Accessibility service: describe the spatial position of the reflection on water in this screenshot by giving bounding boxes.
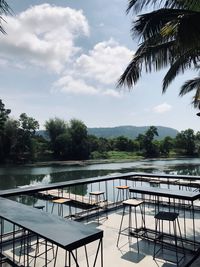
[0,158,200,190]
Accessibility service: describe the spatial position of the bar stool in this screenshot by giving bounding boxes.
[153,211,185,266]
[117,199,145,253]
[89,191,107,223]
[116,185,129,203]
[51,198,71,217]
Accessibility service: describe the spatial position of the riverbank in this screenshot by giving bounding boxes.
[23,156,189,168]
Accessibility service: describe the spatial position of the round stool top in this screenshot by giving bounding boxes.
[89,191,105,196]
[123,199,143,207]
[116,185,129,189]
[52,198,71,204]
[155,211,179,221]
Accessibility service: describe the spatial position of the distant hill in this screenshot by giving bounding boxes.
[37,126,179,140]
[87,126,179,140]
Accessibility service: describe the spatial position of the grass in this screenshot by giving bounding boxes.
[106,151,143,160]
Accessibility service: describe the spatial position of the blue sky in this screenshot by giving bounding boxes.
[1,0,200,132]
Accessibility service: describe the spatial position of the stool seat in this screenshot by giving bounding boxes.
[155,211,179,221]
[123,199,144,207]
[89,191,105,196]
[52,198,70,204]
[116,185,129,189]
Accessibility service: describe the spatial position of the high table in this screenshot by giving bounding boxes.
[0,197,103,267]
[129,187,200,252]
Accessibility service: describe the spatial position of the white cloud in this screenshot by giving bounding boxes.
[1,4,132,98]
[53,75,99,95]
[54,39,132,97]
[153,103,172,113]
[102,89,121,97]
[0,4,89,72]
[75,39,132,84]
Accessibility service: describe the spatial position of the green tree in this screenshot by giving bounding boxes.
[45,118,67,156]
[113,136,137,152]
[195,131,200,155]
[175,128,196,155]
[0,100,11,162]
[14,113,40,161]
[88,135,100,152]
[119,0,200,109]
[55,132,72,159]
[19,113,39,134]
[0,99,11,132]
[142,126,159,157]
[160,136,174,156]
[114,136,130,151]
[69,119,89,160]
[3,118,19,160]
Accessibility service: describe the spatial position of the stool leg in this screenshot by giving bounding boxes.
[177,218,185,253]
[134,206,139,253]
[173,220,179,266]
[103,193,108,219]
[153,218,158,259]
[116,189,119,206]
[139,204,145,229]
[117,205,125,247]
[51,203,55,214]
[128,206,132,245]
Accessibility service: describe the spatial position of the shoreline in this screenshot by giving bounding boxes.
[17,156,192,168]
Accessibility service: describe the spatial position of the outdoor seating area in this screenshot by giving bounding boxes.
[1,172,200,266]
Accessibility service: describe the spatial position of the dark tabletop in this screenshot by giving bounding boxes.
[0,197,103,250]
[129,187,200,201]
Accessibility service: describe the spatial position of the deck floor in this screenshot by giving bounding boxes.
[2,203,200,267]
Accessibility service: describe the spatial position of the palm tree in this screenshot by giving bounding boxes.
[0,0,12,34]
[118,0,200,109]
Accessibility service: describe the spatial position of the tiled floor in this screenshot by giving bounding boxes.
[2,203,200,267]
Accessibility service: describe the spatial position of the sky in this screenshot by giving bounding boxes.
[1,0,200,132]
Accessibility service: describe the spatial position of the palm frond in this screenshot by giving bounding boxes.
[179,77,200,96]
[132,8,200,45]
[192,87,200,109]
[175,12,200,47]
[163,48,200,91]
[127,0,200,14]
[0,0,12,15]
[118,40,176,88]
[118,56,142,88]
[0,1,12,34]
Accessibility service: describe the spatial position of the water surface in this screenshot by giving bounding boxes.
[0,158,200,190]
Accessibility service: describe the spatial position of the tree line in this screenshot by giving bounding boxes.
[0,100,199,164]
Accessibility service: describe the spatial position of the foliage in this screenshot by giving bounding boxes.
[159,136,174,156]
[88,125,178,140]
[119,0,200,109]
[0,99,200,163]
[45,118,89,160]
[175,128,196,155]
[106,151,141,160]
[0,99,11,132]
[45,118,67,156]
[138,126,159,157]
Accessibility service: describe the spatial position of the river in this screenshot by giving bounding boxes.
[0,158,200,190]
